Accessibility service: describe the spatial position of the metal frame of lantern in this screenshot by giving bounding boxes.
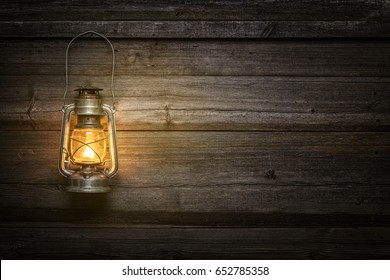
[58,31,118,193]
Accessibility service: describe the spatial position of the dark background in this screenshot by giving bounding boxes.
[0,0,389,259]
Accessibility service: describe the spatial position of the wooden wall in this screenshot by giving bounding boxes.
[0,0,390,259]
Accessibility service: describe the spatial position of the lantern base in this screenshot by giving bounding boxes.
[67,171,111,193]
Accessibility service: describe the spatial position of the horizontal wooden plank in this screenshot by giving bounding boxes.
[0,131,389,215]
[1,131,389,185]
[0,183,390,215]
[0,0,388,21]
[1,76,389,131]
[2,208,390,227]
[1,39,389,77]
[1,21,390,38]
[1,225,390,259]
[1,183,389,215]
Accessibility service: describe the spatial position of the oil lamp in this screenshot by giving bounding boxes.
[58,31,118,193]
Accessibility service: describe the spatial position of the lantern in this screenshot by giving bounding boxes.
[58,31,118,193]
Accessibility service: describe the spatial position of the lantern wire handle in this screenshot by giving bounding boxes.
[63,30,116,112]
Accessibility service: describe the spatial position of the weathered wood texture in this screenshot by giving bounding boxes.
[1,131,390,187]
[1,76,389,131]
[0,39,389,131]
[2,208,390,228]
[2,225,390,259]
[1,0,389,21]
[2,21,390,38]
[0,0,389,259]
[1,0,389,38]
[1,39,390,77]
[1,131,389,228]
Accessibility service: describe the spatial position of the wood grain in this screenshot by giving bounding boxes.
[1,0,389,260]
[1,76,389,131]
[1,225,390,259]
[2,208,390,227]
[0,0,388,21]
[0,131,388,215]
[1,183,389,215]
[1,39,389,77]
[1,21,389,38]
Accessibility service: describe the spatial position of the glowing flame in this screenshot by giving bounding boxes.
[83,146,95,159]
